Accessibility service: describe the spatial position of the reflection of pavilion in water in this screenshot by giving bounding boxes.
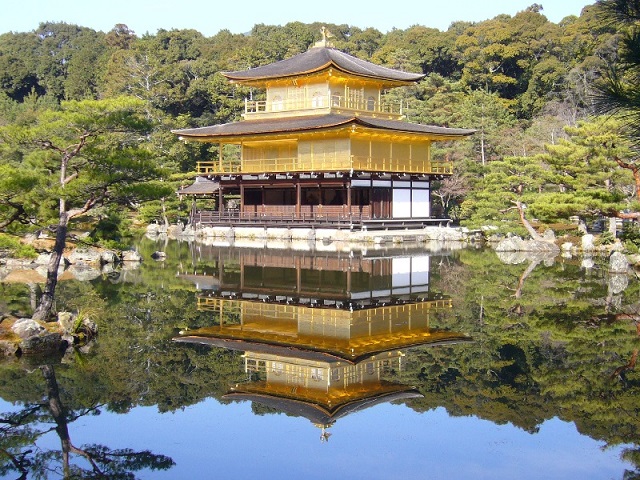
[175,249,470,439]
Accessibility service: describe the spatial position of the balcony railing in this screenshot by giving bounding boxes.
[244,94,404,117]
[196,155,453,175]
[190,209,453,229]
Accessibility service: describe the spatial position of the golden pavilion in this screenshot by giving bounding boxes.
[173,31,474,230]
[174,248,471,437]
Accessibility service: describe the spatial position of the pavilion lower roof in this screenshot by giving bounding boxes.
[173,328,471,363]
[177,177,219,195]
[172,113,476,141]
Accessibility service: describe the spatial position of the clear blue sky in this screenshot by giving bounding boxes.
[1,0,595,37]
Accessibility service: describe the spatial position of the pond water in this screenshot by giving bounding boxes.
[0,238,638,479]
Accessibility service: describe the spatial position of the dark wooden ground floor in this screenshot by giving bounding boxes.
[181,172,450,230]
[189,210,451,230]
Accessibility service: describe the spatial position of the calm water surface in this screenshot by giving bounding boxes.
[0,238,638,479]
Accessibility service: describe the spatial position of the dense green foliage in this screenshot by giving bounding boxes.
[0,232,37,258]
[2,3,640,235]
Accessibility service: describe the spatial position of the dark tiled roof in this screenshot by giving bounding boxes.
[222,47,425,84]
[177,177,219,195]
[174,336,348,363]
[359,116,476,137]
[172,114,476,140]
[222,389,423,425]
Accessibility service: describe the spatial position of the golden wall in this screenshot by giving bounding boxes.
[197,136,452,175]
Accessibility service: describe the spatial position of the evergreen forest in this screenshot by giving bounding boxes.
[3,2,640,244]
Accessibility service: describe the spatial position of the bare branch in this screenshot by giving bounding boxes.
[62,172,79,186]
[0,201,28,229]
[503,201,545,241]
[67,194,103,220]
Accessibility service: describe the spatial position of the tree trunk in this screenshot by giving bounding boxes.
[608,217,618,237]
[616,211,640,220]
[513,201,544,241]
[515,258,542,299]
[41,365,73,476]
[161,197,169,229]
[32,212,68,321]
[613,155,640,200]
[28,283,41,311]
[41,364,105,476]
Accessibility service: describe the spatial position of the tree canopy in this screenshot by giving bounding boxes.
[1,3,640,236]
[0,96,173,319]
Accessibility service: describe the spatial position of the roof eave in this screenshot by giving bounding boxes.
[222,62,424,86]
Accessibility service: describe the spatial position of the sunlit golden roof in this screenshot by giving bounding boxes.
[173,113,476,141]
[222,46,425,86]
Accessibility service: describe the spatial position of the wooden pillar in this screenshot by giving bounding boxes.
[346,181,352,219]
[369,177,375,219]
[296,181,301,218]
[240,183,244,218]
[219,143,223,172]
[240,252,245,290]
[261,186,265,215]
[218,186,224,216]
[217,250,223,289]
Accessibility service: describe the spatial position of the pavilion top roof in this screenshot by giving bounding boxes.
[222,389,423,426]
[222,46,425,85]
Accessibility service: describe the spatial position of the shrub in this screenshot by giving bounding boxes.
[620,222,640,248]
[0,233,38,259]
[88,210,132,249]
[624,240,639,254]
[596,231,615,245]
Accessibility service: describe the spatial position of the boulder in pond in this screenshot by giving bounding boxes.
[581,234,595,251]
[167,224,184,238]
[100,250,120,264]
[122,250,143,262]
[20,331,63,355]
[151,251,167,260]
[609,251,629,274]
[495,236,526,252]
[66,247,103,265]
[609,273,629,295]
[11,318,46,339]
[495,236,559,253]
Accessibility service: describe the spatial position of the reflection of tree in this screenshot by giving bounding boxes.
[0,365,174,479]
[5,242,639,475]
[425,248,640,475]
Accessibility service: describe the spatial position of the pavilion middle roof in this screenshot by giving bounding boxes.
[172,113,476,141]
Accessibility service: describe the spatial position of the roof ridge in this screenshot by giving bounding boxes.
[222,46,424,83]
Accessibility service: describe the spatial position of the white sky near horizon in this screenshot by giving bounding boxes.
[0,0,595,37]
